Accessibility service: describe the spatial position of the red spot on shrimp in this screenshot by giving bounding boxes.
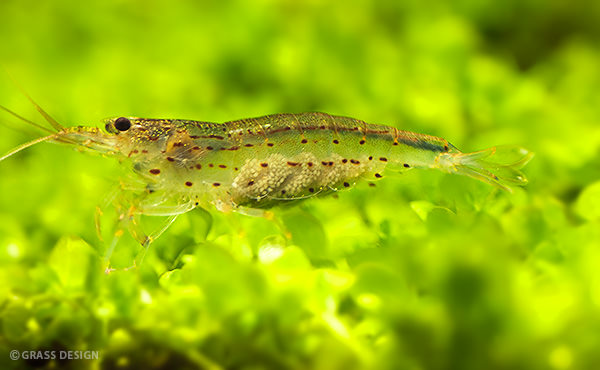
[149,169,161,175]
[267,143,274,147]
[301,139,308,144]
[350,159,360,164]
[260,163,268,168]
[309,187,315,193]
[166,157,175,162]
[185,181,193,187]
[192,146,200,150]
[359,139,365,145]
[333,139,339,144]
[247,180,255,186]
[307,162,314,167]
[287,161,299,167]
[196,164,202,170]
[206,146,214,150]
[368,156,373,161]
[245,144,254,147]
[219,164,227,169]
[375,173,382,178]
[342,159,348,164]
[379,157,388,162]
[403,163,410,168]
[213,182,221,187]
[343,182,350,187]
[209,163,214,168]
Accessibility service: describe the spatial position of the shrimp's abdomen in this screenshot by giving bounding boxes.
[220,113,449,207]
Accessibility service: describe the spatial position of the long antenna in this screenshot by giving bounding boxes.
[0,134,58,162]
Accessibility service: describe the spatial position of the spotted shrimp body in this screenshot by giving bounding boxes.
[115,112,531,211]
[1,102,532,261]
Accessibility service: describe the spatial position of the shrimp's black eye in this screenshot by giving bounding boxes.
[114,117,131,131]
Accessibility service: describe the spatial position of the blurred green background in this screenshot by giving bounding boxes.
[1,0,600,369]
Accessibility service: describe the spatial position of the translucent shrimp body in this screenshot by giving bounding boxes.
[98,112,532,210]
[1,107,532,259]
[2,111,533,210]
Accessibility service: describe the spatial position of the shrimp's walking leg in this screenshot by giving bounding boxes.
[129,213,180,268]
[102,205,181,271]
[101,204,154,271]
[102,201,137,272]
[104,194,192,271]
[95,185,121,243]
[94,182,137,271]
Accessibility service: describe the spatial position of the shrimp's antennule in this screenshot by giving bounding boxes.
[0,104,55,134]
[18,90,64,131]
[2,69,64,131]
[0,73,70,161]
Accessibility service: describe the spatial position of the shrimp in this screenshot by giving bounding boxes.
[1,99,533,266]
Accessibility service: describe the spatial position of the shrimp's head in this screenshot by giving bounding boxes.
[102,116,175,157]
[0,101,175,161]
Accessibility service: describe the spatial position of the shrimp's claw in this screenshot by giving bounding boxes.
[437,145,534,192]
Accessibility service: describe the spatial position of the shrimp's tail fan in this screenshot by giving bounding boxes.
[440,145,534,192]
